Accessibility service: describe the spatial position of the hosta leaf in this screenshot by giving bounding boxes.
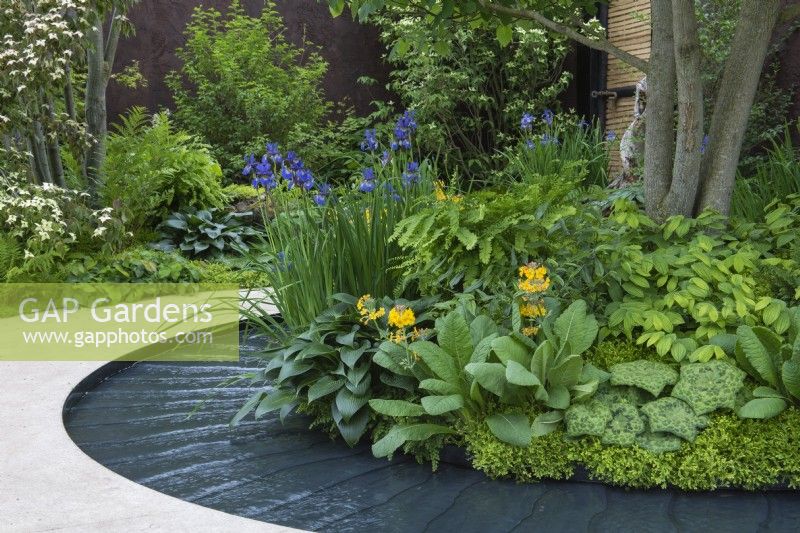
[368,399,426,417]
[486,413,533,447]
[230,391,264,426]
[505,360,541,387]
[335,388,368,421]
[372,424,456,458]
[307,376,344,402]
[255,390,295,419]
[421,394,464,415]
[738,397,787,419]
[337,408,370,447]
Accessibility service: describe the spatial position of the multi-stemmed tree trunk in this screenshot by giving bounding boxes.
[84,7,126,198]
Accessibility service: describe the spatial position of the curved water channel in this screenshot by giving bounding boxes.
[64,334,800,532]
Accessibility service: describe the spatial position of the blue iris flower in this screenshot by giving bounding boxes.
[360,129,379,152]
[542,109,554,126]
[526,139,536,150]
[318,182,332,196]
[362,167,376,181]
[313,194,326,206]
[520,112,534,131]
[359,180,376,193]
[242,154,256,176]
[381,150,391,167]
[392,110,417,150]
[606,130,617,142]
[402,161,420,186]
[578,119,590,129]
[281,165,293,181]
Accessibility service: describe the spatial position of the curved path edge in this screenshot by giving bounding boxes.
[0,358,303,532]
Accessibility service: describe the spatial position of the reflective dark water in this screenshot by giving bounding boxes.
[64,336,800,532]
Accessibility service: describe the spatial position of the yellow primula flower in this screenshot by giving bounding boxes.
[520,301,547,318]
[522,325,540,337]
[388,305,416,328]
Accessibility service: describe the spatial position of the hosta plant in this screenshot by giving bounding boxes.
[153,208,258,258]
[233,294,436,446]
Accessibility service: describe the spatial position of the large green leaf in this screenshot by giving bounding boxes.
[419,378,459,395]
[471,334,498,364]
[411,340,460,384]
[610,360,679,397]
[307,376,344,403]
[532,410,563,436]
[372,424,457,458]
[437,311,474,367]
[505,360,541,387]
[530,339,555,381]
[368,399,426,417]
[469,315,498,347]
[465,362,506,397]
[230,390,264,426]
[548,355,584,388]
[492,336,531,366]
[553,300,598,355]
[738,397,787,419]
[421,394,464,415]
[783,360,800,400]
[335,388,369,421]
[736,326,781,386]
[255,390,295,419]
[337,408,370,447]
[486,413,533,447]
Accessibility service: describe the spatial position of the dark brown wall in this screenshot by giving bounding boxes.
[108,0,392,122]
[775,0,800,144]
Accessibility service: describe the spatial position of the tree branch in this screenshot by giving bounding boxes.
[479,1,649,73]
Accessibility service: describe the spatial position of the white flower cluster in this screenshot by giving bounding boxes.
[0,0,91,127]
[0,182,119,261]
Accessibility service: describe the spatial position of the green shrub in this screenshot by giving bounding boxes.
[222,184,261,203]
[64,247,201,283]
[378,12,571,180]
[392,176,579,294]
[192,260,269,288]
[166,0,328,178]
[589,339,660,369]
[102,108,226,238]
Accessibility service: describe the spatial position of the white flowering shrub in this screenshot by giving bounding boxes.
[0,183,126,279]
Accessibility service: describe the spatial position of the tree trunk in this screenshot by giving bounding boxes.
[660,0,704,217]
[45,96,66,188]
[83,13,108,198]
[697,0,782,214]
[643,0,676,221]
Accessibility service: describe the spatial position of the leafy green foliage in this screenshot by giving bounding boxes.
[670,361,745,415]
[640,398,709,442]
[0,233,21,280]
[102,108,226,238]
[153,209,258,258]
[377,9,571,179]
[609,360,678,397]
[64,247,201,283]
[166,1,328,178]
[392,179,578,292]
[735,318,800,418]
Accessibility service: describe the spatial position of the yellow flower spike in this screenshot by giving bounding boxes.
[388,305,416,328]
[522,325,540,337]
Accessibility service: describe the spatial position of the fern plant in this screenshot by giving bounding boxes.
[101,107,226,238]
[0,233,21,280]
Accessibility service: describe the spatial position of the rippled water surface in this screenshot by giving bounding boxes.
[64,336,800,532]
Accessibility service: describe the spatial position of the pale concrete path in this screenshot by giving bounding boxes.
[0,289,300,532]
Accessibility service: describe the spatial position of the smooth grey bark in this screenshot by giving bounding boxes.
[644,0,676,221]
[662,0,703,217]
[83,13,108,196]
[697,0,782,214]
